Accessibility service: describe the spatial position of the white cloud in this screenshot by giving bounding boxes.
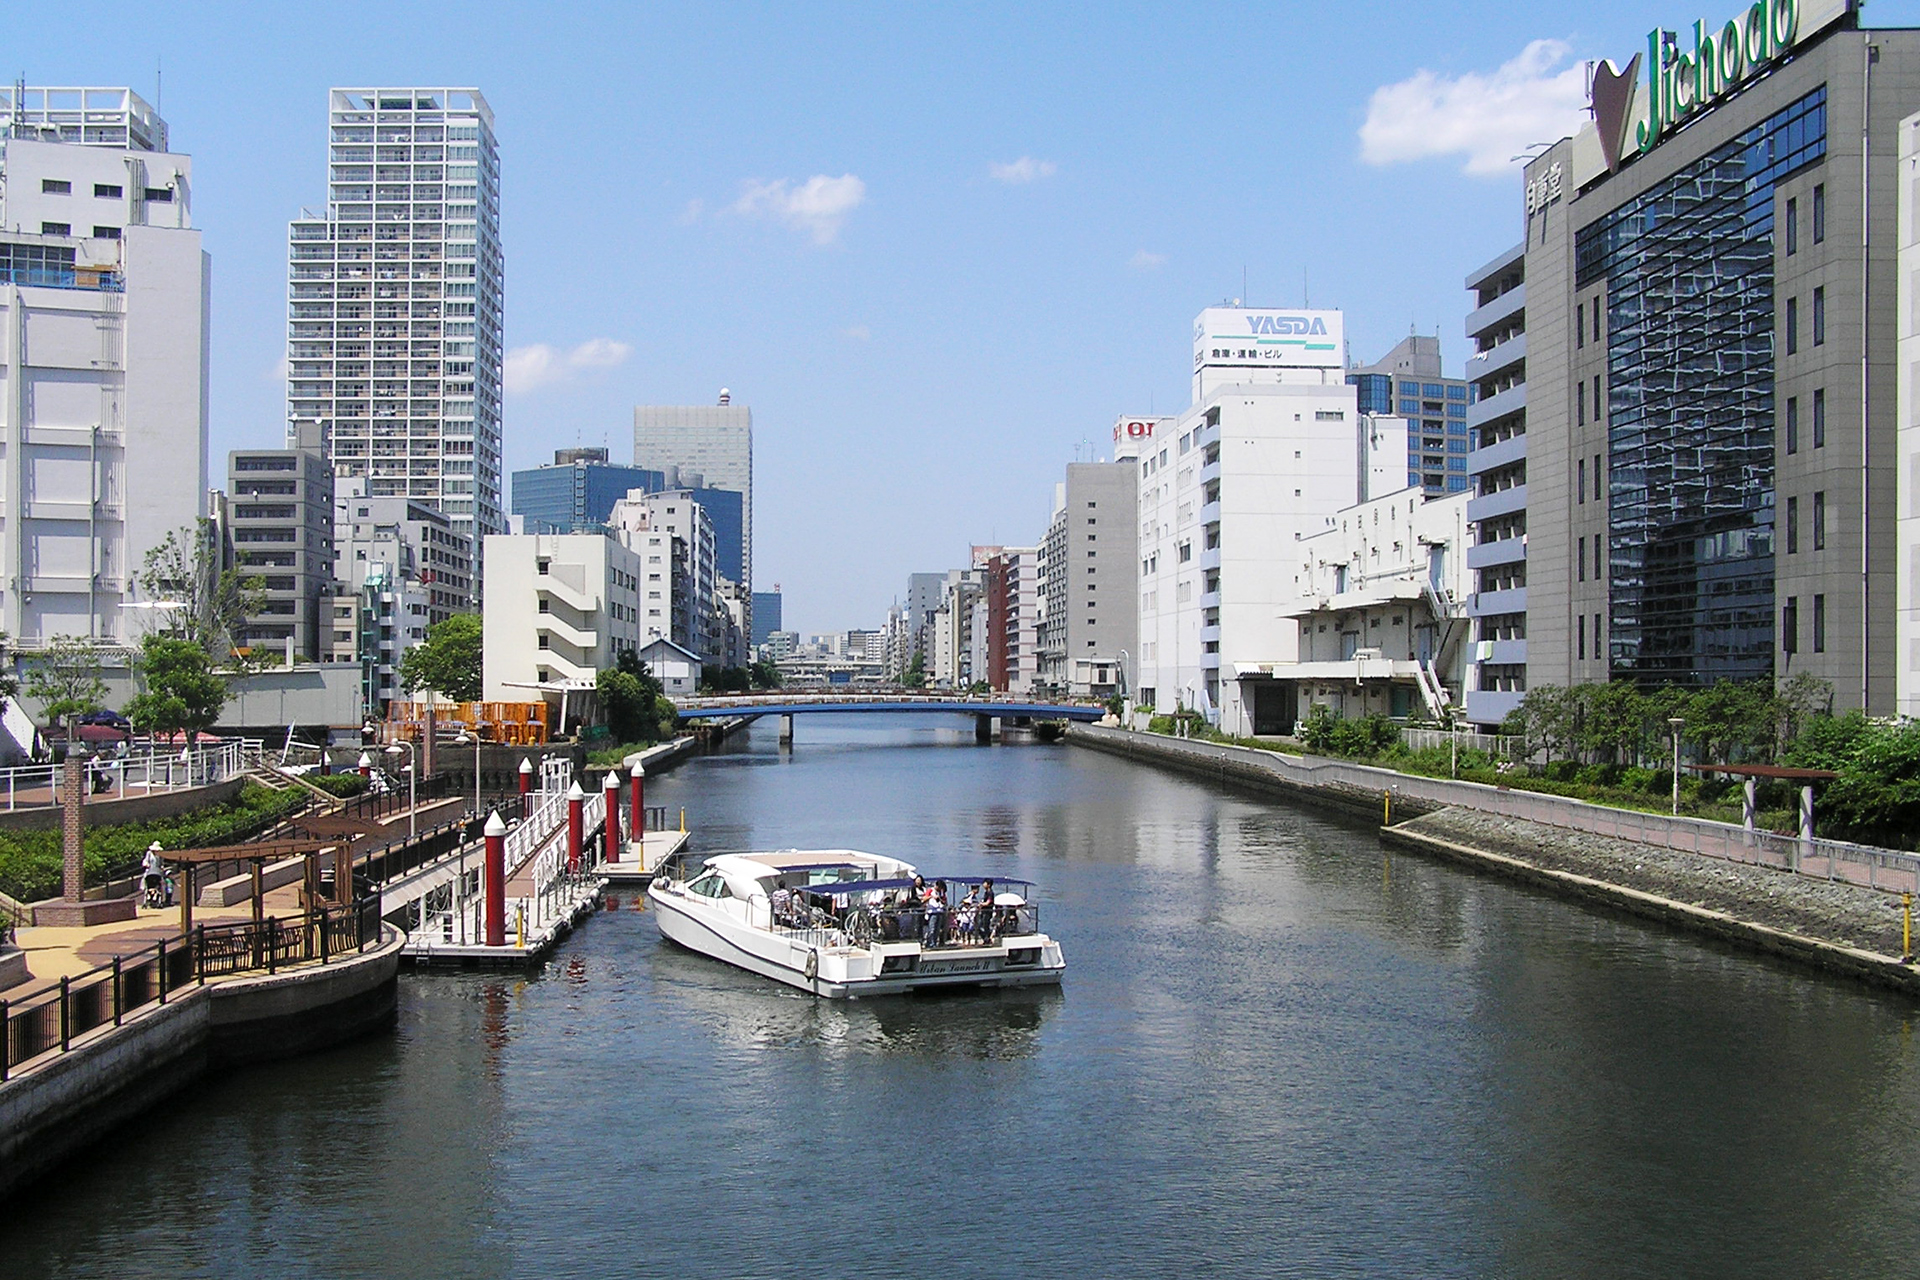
[1359,39,1590,177]
[732,173,867,244]
[1128,250,1166,271]
[843,324,871,341]
[265,354,289,383]
[990,156,1057,184]
[680,197,705,224]
[504,338,634,395]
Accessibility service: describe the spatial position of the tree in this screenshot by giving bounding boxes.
[399,614,483,702]
[597,667,654,744]
[1680,679,1774,764]
[749,659,781,689]
[24,635,107,726]
[137,520,264,661]
[1577,681,1653,765]
[0,633,20,721]
[124,635,229,745]
[1503,685,1577,763]
[701,665,752,694]
[902,652,926,688]
[1773,672,1833,754]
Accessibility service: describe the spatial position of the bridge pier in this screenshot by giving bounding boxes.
[779,714,794,746]
[975,715,993,745]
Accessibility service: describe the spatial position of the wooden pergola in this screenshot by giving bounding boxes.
[159,839,347,935]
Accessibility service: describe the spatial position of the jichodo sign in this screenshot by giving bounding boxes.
[1589,0,1852,170]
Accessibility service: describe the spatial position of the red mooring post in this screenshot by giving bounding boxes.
[483,811,507,947]
[517,757,534,820]
[629,762,646,840]
[566,782,585,874]
[357,751,372,781]
[603,769,622,862]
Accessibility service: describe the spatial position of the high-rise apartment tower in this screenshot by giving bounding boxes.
[286,88,504,596]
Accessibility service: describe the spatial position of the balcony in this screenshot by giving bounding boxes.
[1473,638,1528,666]
[1466,536,1527,570]
[1467,586,1528,617]
[1466,430,1528,475]
[1464,281,1525,341]
[1465,382,1526,429]
[1465,688,1526,728]
[1466,483,1527,523]
[1464,331,1525,385]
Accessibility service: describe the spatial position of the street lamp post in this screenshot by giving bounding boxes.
[454,731,482,943]
[1668,716,1686,816]
[385,741,418,841]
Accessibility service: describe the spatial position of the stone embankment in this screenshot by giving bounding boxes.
[1386,810,1920,993]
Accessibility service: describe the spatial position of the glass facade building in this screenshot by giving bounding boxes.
[1575,88,1828,687]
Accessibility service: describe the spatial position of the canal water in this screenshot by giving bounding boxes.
[9,716,1920,1278]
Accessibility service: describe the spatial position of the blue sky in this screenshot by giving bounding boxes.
[21,0,1920,632]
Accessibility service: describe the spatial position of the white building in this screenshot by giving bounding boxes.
[287,87,504,575]
[1249,486,1470,728]
[1136,308,1366,730]
[1038,445,1142,698]
[1899,113,1920,718]
[482,532,644,713]
[608,488,722,662]
[0,86,208,647]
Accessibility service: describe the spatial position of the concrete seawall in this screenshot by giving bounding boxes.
[0,926,404,1200]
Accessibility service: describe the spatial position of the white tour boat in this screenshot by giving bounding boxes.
[646,849,1066,997]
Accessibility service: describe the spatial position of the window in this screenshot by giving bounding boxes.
[1785,196,1798,254]
[1579,616,1587,660]
[1812,183,1826,243]
[1813,594,1827,653]
[1594,613,1603,657]
[41,179,70,194]
[1593,298,1603,342]
[92,226,120,240]
[1578,536,1587,581]
[94,183,123,199]
[1786,297,1798,354]
[1813,491,1826,550]
[1577,304,1585,348]
[1593,454,1603,503]
[1783,597,1799,654]
[1786,496,1798,553]
[1577,382,1586,426]
[40,222,71,236]
[1812,286,1825,346]
[143,187,172,202]
[1813,388,1826,447]
[1786,396,1798,454]
[1593,376,1603,421]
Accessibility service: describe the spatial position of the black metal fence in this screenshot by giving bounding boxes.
[0,895,383,1081]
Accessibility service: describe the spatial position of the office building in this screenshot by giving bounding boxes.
[481,531,644,714]
[512,447,663,533]
[1138,308,1368,731]
[634,391,752,635]
[286,87,504,579]
[1520,8,1909,713]
[228,424,335,661]
[1039,456,1139,699]
[1901,113,1920,718]
[1346,335,1473,496]
[0,85,208,646]
[1461,244,1529,729]
[751,590,782,648]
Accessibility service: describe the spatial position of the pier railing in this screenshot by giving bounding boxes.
[0,896,383,1081]
[0,740,244,811]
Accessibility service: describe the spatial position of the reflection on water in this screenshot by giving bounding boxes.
[7,714,1920,1280]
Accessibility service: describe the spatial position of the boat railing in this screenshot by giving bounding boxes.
[765,892,1041,950]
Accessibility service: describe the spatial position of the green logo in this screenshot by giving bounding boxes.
[1635,0,1800,154]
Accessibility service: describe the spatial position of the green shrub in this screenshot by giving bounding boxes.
[0,781,308,903]
[306,772,369,797]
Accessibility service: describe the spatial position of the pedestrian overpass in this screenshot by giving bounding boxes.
[673,694,1106,743]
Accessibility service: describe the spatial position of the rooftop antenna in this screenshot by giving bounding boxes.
[1303,268,1309,309]
[156,57,162,116]
[1242,264,1247,305]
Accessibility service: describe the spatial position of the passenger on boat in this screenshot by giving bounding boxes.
[921,882,947,948]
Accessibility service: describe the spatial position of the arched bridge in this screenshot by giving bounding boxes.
[674,693,1106,742]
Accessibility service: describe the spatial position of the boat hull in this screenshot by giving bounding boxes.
[648,884,1064,998]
